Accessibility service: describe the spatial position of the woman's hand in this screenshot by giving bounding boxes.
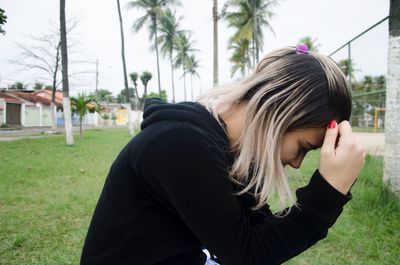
[319,120,365,195]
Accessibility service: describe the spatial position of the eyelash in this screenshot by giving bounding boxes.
[296,145,306,158]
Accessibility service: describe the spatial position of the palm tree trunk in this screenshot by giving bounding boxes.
[170,51,176,103]
[134,84,140,100]
[213,0,219,87]
[190,74,193,101]
[60,0,74,145]
[153,17,162,95]
[183,64,187,101]
[252,37,256,68]
[144,84,148,98]
[255,23,260,62]
[251,0,257,65]
[79,118,83,140]
[384,0,400,196]
[247,50,251,74]
[117,0,134,136]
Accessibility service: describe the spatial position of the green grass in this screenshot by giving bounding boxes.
[0,129,399,264]
[285,151,400,265]
[0,128,132,264]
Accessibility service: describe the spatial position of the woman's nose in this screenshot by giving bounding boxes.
[289,156,304,169]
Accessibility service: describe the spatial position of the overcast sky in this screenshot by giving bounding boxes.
[0,0,390,102]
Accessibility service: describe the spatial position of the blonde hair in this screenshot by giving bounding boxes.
[196,47,351,211]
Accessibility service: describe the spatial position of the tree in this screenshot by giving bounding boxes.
[33,82,44,90]
[45,85,54,91]
[338,58,356,83]
[117,0,134,136]
[158,8,184,103]
[60,0,74,145]
[12,18,78,129]
[91,88,114,102]
[0,8,6,36]
[229,38,251,78]
[14,36,60,129]
[122,71,155,108]
[185,54,201,101]
[127,0,181,96]
[174,32,196,101]
[140,71,152,97]
[351,75,387,121]
[213,0,219,86]
[117,87,135,103]
[384,0,400,196]
[224,0,277,67]
[71,93,96,139]
[10,82,26,90]
[212,0,234,86]
[129,72,139,99]
[362,75,374,92]
[148,90,168,102]
[298,36,321,52]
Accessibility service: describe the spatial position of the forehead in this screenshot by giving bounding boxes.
[287,127,326,147]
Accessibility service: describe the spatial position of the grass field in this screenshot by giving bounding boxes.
[0,128,399,264]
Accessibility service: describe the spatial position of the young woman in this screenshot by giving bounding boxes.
[81,46,365,265]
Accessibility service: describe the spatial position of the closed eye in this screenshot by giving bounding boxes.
[296,144,306,159]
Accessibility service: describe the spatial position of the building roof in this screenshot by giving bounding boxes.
[12,91,53,106]
[0,90,63,108]
[0,91,23,104]
[33,90,63,105]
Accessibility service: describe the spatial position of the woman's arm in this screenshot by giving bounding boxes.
[137,125,353,265]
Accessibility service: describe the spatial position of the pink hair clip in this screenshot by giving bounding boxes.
[295,43,309,55]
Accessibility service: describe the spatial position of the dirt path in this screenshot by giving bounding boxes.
[354,132,384,156]
[0,128,386,156]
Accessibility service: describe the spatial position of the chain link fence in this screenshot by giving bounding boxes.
[329,16,388,132]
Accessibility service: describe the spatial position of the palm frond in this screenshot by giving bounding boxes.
[132,14,149,32]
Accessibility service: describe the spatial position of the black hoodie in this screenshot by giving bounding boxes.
[81,98,351,265]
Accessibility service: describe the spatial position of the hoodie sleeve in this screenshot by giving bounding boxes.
[138,125,351,265]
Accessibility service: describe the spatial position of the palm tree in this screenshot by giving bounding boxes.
[338,58,356,83]
[174,32,196,101]
[384,0,400,196]
[0,8,7,36]
[158,8,184,103]
[374,75,386,89]
[60,0,74,145]
[213,0,219,86]
[94,88,113,102]
[185,54,201,101]
[298,36,321,52]
[117,0,134,136]
[224,0,277,67]
[363,75,373,92]
[229,38,251,77]
[129,72,140,100]
[127,0,181,96]
[140,71,153,97]
[71,93,96,139]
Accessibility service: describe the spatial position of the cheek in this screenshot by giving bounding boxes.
[280,137,298,162]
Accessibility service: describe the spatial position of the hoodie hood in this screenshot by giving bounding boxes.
[141,98,229,148]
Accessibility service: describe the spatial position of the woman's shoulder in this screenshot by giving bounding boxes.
[140,120,224,154]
